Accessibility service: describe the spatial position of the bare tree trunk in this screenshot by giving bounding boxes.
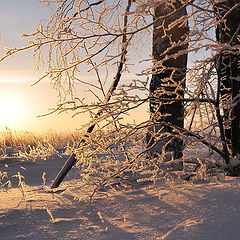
[214,0,240,156]
[147,1,188,159]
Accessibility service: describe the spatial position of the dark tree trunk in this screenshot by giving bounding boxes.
[214,0,240,156]
[147,1,188,159]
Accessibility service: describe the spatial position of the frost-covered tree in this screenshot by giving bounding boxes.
[214,0,240,157]
[147,0,188,160]
[1,0,240,188]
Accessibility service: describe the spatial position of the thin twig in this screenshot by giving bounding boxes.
[51,0,133,189]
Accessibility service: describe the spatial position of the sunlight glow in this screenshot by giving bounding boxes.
[0,97,21,128]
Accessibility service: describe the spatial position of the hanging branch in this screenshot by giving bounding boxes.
[51,0,133,189]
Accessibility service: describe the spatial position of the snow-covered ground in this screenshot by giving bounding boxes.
[1,152,240,240]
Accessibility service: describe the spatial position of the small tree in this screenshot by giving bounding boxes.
[1,0,240,189]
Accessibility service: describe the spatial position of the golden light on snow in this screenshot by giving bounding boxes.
[0,96,22,128]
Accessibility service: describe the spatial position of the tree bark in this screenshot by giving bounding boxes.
[214,0,240,156]
[147,1,188,159]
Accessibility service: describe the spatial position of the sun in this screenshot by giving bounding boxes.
[0,97,21,128]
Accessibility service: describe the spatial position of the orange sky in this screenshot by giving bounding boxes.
[0,0,149,133]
